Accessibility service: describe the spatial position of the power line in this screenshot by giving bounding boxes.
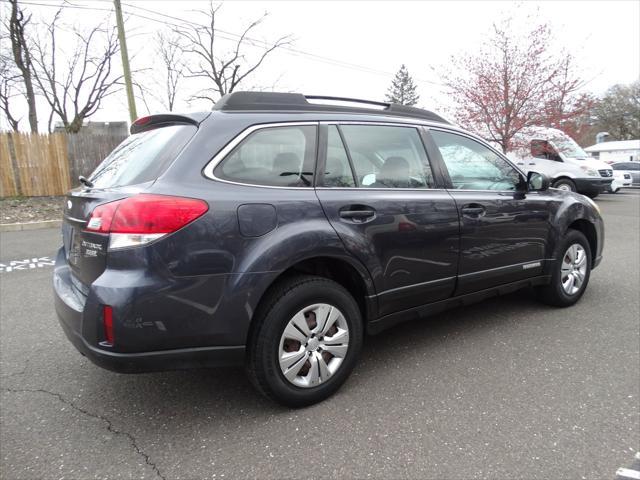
[119,2,407,78]
[119,2,442,85]
[6,0,443,86]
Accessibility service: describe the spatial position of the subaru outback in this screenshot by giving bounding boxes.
[54,92,604,406]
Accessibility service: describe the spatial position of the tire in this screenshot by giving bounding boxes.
[585,191,599,199]
[535,229,592,307]
[612,187,620,194]
[552,178,576,192]
[246,274,363,407]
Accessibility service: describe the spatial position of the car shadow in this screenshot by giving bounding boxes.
[77,288,547,423]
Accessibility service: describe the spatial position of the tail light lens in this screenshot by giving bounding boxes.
[85,194,208,249]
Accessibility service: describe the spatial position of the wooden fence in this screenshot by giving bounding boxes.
[0,131,126,197]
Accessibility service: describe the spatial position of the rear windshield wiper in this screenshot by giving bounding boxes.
[79,175,94,188]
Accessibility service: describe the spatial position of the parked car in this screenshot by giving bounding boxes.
[54,92,605,406]
[508,127,613,198]
[611,161,640,187]
[607,169,633,193]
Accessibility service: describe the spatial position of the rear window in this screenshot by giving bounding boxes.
[88,125,196,188]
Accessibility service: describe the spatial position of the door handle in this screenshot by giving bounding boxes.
[339,206,376,223]
[339,209,376,219]
[461,204,486,217]
[528,162,536,165]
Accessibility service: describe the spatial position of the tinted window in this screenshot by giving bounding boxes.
[339,125,435,188]
[431,130,522,190]
[215,125,316,187]
[614,162,639,171]
[89,125,196,188]
[531,140,561,162]
[323,126,355,187]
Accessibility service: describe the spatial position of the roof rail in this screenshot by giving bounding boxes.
[212,92,449,124]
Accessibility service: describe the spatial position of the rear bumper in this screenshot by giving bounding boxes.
[56,312,245,373]
[573,177,612,195]
[53,248,246,373]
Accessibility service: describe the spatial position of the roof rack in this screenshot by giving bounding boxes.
[212,92,449,124]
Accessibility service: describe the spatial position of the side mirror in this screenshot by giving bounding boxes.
[527,171,550,191]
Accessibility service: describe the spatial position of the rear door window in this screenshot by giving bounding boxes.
[89,125,196,188]
[338,125,435,188]
[215,125,317,187]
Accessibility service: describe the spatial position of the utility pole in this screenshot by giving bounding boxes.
[113,0,137,123]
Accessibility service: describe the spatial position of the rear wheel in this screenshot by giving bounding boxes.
[246,275,363,407]
[552,178,576,192]
[585,191,600,199]
[536,229,591,307]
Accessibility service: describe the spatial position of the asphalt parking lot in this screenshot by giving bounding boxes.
[1,191,639,480]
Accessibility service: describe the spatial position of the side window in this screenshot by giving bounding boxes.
[431,130,522,191]
[214,125,316,187]
[323,126,355,187]
[339,125,435,188]
[531,140,561,161]
[616,162,639,171]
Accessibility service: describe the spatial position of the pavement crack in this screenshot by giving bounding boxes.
[3,387,166,480]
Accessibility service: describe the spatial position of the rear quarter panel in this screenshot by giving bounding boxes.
[115,113,377,347]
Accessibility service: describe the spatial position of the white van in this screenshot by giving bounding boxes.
[508,127,613,198]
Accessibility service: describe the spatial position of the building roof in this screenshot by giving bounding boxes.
[584,140,640,152]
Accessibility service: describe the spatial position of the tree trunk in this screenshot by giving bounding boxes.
[24,73,37,133]
[9,0,38,133]
[66,117,83,134]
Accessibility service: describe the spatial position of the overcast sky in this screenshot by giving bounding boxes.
[3,0,640,129]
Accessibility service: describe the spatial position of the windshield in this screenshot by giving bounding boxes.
[551,136,588,159]
[89,125,196,188]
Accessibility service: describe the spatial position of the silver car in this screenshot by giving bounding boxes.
[612,162,640,187]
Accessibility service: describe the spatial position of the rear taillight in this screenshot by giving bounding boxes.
[85,194,208,249]
[103,305,114,345]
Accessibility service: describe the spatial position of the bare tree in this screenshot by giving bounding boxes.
[31,10,123,133]
[440,18,587,152]
[0,56,21,131]
[593,81,640,140]
[173,2,291,105]
[0,29,21,131]
[155,32,185,111]
[8,0,38,132]
[134,32,186,112]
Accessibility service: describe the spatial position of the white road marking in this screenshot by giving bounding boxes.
[617,468,640,480]
[0,257,55,273]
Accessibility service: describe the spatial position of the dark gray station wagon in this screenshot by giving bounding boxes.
[54,92,604,406]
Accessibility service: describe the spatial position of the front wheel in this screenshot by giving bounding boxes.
[535,229,592,307]
[552,178,576,192]
[246,275,363,407]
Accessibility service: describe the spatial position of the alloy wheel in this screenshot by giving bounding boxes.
[278,303,350,388]
[561,243,588,295]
